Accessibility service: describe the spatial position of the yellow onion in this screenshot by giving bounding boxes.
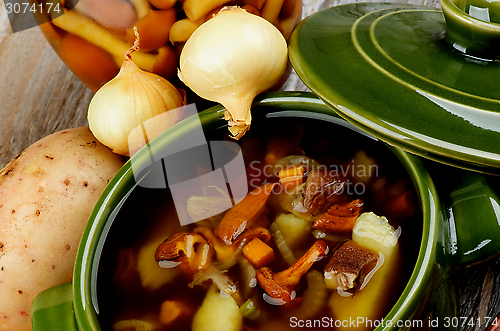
[88,29,185,156]
[178,6,288,139]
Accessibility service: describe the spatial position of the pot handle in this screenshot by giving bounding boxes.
[421,166,500,328]
[31,281,79,331]
[433,166,500,268]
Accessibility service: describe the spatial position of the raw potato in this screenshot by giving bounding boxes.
[0,127,125,331]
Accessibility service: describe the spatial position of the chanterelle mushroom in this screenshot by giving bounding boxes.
[215,183,276,245]
[155,232,214,276]
[256,240,328,305]
[312,199,364,233]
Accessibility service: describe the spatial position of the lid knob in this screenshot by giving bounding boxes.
[441,0,500,59]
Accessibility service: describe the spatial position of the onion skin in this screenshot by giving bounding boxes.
[178,6,288,139]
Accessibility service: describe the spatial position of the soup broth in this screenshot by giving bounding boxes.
[96,116,422,331]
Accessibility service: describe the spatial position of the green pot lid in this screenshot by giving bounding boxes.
[289,2,500,175]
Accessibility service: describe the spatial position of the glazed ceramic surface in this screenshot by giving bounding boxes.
[441,0,500,58]
[32,92,443,331]
[289,3,500,175]
[427,163,500,268]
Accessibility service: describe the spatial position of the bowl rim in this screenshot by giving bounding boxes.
[72,91,442,331]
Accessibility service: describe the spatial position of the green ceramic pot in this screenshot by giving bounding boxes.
[31,92,500,331]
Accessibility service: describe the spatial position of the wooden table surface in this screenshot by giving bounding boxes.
[1,0,499,330]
